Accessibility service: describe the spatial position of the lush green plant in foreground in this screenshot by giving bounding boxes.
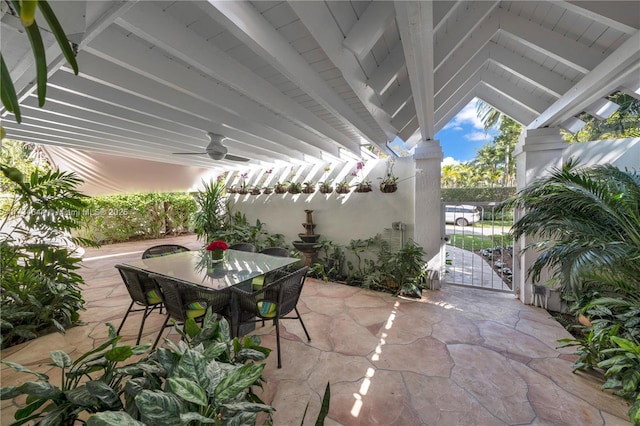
[1,313,331,425]
[506,161,640,424]
[0,166,97,348]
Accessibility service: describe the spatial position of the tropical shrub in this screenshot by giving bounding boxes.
[78,192,197,243]
[505,160,640,423]
[193,178,227,243]
[0,166,97,348]
[1,314,273,425]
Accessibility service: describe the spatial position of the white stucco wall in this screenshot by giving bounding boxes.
[563,137,639,169]
[228,158,416,248]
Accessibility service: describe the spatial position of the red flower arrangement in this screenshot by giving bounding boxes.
[206,240,228,251]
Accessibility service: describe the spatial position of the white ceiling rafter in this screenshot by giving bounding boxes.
[117,2,356,155]
[203,1,377,153]
[367,43,404,95]
[395,1,436,140]
[529,30,640,129]
[342,1,395,58]
[84,28,330,159]
[433,1,499,68]
[288,2,397,148]
[1,0,636,172]
[560,1,639,35]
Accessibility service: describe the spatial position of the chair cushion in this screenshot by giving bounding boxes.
[146,289,162,305]
[185,301,207,319]
[252,275,265,290]
[258,301,277,318]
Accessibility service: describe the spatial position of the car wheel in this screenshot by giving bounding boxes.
[455,217,469,226]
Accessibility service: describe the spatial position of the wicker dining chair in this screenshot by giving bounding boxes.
[253,247,291,289]
[115,264,164,345]
[228,242,257,253]
[149,274,232,349]
[141,244,190,259]
[259,247,290,257]
[231,266,310,368]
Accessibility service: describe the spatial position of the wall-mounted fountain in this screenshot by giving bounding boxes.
[292,210,321,266]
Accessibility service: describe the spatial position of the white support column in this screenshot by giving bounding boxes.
[413,139,444,274]
[513,127,568,305]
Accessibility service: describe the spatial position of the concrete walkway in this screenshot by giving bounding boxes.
[0,235,631,425]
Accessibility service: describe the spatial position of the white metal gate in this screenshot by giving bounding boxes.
[441,202,515,293]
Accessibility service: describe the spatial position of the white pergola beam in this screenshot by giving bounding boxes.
[486,43,573,98]
[435,72,483,131]
[86,28,335,158]
[395,1,436,140]
[367,43,405,94]
[561,1,639,35]
[482,71,552,116]
[382,83,413,117]
[391,102,417,132]
[343,2,395,58]
[435,48,489,109]
[529,31,640,129]
[289,1,397,146]
[433,1,499,67]
[6,1,137,115]
[205,0,376,152]
[476,83,538,126]
[47,70,308,161]
[499,14,605,74]
[583,98,620,120]
[118,2,356,152]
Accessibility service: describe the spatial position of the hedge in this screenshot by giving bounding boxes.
[441,187,516,203]
[76,192,197,243]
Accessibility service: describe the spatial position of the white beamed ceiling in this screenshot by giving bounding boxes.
[1,0,639,169]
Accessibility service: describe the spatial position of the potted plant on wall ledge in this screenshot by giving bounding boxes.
[319,181,333,194]
[351,161,371,193]
[288,181,302,194]
[274,181,288,194]
[335,180,351,194]
[302,181,315,193]
[355,179,372,193]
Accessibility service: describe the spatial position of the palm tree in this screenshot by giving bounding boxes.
[505,160,640,301]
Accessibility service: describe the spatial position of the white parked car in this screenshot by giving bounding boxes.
[445,205,481,226]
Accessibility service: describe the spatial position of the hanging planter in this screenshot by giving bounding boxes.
[262,187,273,195]
[335,182,351,194]
[249,187,261,195]
[379,181,398,193]
[288,182,302,194]
[274,183,288,194]
[302,182,315,193]
[354,182,372,193]
[319,182,333,194]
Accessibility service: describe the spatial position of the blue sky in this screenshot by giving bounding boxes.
[386,98,498,164]
[435,99,497,164]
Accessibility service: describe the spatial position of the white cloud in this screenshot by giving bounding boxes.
[465,131,493,142]
[441,156,459,166]
[442,99,485,131]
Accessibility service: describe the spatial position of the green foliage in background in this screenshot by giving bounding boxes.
[78,193,197,244]
[564,93,640,143]
[441,186,516,203]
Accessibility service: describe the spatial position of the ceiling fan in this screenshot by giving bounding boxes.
[173,132,250,162]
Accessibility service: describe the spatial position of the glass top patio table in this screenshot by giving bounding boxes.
[123,249,298,290]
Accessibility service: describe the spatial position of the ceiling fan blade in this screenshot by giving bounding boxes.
[225,154,251,162]
[172,152,207,155]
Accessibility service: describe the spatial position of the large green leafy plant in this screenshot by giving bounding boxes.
[193,179,227,243]
[505,161,640,424]
[0,166,97,348]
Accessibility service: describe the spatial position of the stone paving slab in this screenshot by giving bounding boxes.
[0,235,632,425]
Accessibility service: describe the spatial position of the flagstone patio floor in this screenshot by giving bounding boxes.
[1,235,631,425]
